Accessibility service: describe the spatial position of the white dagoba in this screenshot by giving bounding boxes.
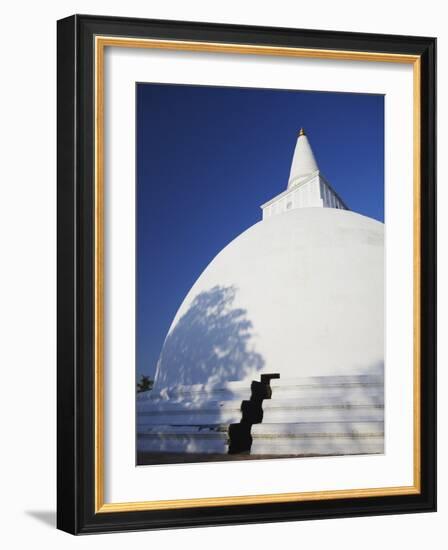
[137,129,384,458]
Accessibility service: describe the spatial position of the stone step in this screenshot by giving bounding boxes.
[251,421,384,455]
[138,398,243,413]
[137,425,229,454]
[263,394,383,409]
[138,384,383,413]
[270,374,384,389]
[270,385,383,401]
[138,413,241,426]
[138,380,252,402]
[261,402,384,423]
[250,436,384,456]
[138,374,384,403]
[252,421,384,436]
[262,410,383,423]
[138,405,384,426]
[138,398,243,425]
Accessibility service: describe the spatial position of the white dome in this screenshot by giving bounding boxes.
[154,208,384,391]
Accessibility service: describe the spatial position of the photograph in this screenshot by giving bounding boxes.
[0,0,442,543]
[54,12,436,535]
[135,83,385,466]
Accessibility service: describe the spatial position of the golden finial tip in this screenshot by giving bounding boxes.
[299,127,306,137]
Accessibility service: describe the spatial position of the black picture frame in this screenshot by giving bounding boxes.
[57,14,436,535]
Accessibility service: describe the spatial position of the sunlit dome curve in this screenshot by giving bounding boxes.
[154,207,384,392]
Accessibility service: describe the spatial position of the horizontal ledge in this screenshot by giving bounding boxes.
[97,485,420,513]
[96,36,420,64]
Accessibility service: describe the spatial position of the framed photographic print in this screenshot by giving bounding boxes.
[57,14,436,534]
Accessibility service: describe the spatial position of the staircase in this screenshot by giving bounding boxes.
[137,373,384,457]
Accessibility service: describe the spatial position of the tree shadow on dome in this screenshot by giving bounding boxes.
[155,285,264,390]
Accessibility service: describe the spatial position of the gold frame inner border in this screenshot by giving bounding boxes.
[94,35,421,514]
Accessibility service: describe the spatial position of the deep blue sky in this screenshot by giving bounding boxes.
[136,83,384,379]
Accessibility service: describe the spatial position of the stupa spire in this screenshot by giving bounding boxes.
[260,129,348,219]
[288,128,319,188]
